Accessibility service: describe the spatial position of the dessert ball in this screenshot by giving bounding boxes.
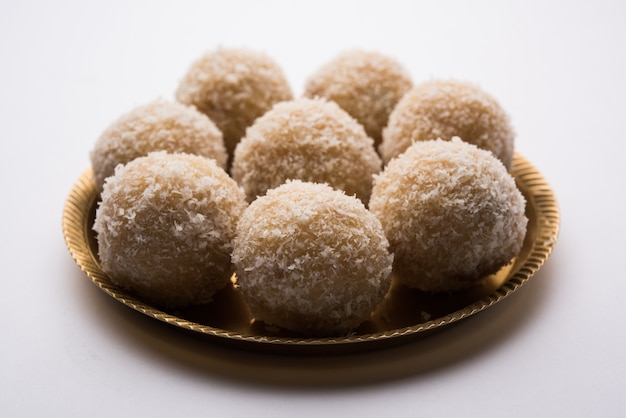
[369,138,527,292]
[379,80,515,169]
[90,100,227,192]
[232,180,393,336]
[175,48,293,159]
[304,50,412,147]
[231,97,382,203]
[93,152,247,309]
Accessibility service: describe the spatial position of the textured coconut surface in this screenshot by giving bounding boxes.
[232,180,393,336]
[175,47,293,158]
[304,49,412,147]
[231,97,382,203]
[370,138,527,292]
[379,80,515,168]
[93,151,247,309]
[90,100,227,191]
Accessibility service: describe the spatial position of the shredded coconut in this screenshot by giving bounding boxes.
[232,180,393,336]
[379,80,515,169]
[304,49,412,147]
[175,48,293,159]
[90,99,227,191]
[231,97,382,204]
[93,151,247,309]
[370,138,527,292]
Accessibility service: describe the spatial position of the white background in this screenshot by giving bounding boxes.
[1,0,625,416]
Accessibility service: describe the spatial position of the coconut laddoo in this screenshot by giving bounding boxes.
[90,100,227,192]
[231,97,382,203]
[369,138,527,292]
[93,152,247,309]
[175,48,293,159]
[232,180,393,336]
[379,80,515,168]
[304,50,412,147]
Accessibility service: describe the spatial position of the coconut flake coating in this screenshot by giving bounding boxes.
[93,152,247,309]
[175,48,293,158]
[370,139,527,292]
[90,100,227,192]
[379,80,515,169]
[231,97,382,203]
[232,180,393,336]
[304,50,412,147]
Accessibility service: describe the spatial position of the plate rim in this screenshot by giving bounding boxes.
[62,153,560,350]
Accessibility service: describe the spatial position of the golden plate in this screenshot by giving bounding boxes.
[62,154,559,353]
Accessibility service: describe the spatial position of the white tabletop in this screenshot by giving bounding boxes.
[2,1,624,417]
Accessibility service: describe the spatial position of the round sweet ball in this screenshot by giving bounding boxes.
[232,180,394,336]
[90,100,227,192]
[379,80,515,169]
[304,49,412,147]
[369,138,527,292]
[175,48,294,158]
[231,97,382,203]
[93,151,248,309]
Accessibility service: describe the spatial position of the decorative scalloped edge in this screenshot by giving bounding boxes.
[62,154,560,350]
